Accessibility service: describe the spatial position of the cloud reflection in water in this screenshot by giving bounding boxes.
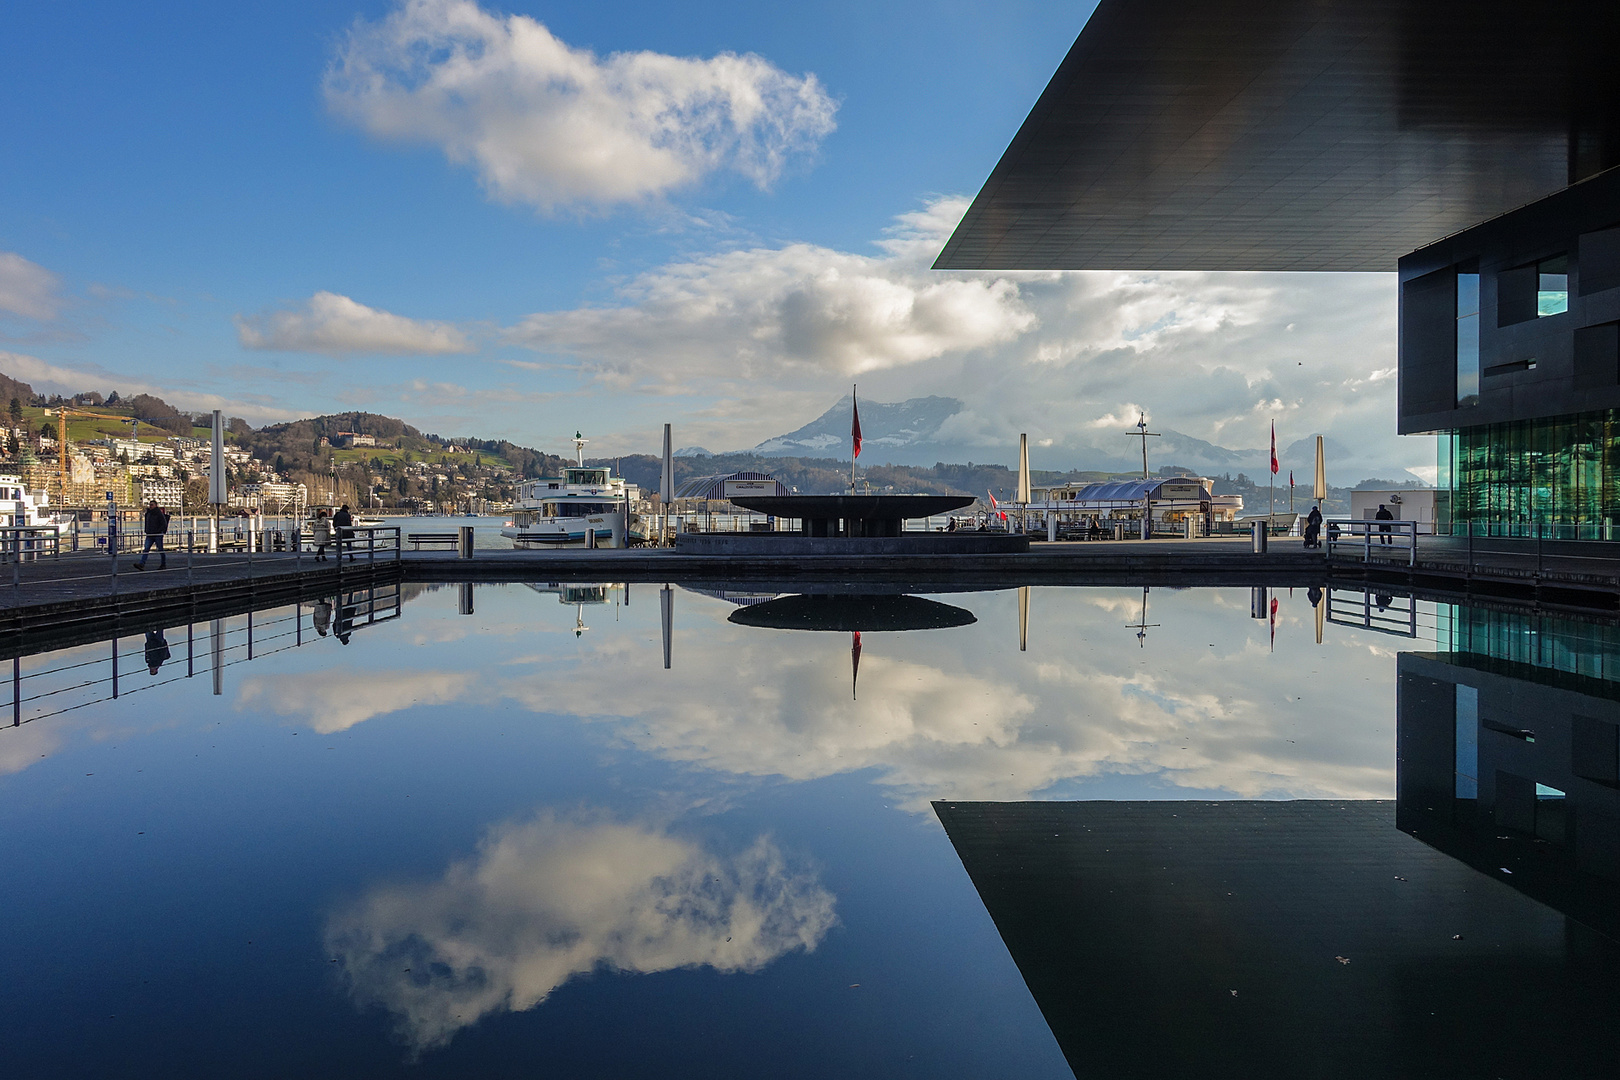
[326,812,837,1053]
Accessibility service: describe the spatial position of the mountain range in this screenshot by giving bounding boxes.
[678,395,1427,486]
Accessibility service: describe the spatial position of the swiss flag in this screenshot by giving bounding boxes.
[851,393,863,460]
[1270,421,1279,476]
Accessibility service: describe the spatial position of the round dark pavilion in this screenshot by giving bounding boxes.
[726,494,975,537]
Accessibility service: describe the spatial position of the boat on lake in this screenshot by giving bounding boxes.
[500,434,647,546]
[0,475,71,534]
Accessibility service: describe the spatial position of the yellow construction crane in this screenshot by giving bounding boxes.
[42,406,120,512]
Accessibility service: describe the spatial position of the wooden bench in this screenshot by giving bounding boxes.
[405,532,460,550]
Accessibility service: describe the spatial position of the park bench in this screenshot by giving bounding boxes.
[405,532,460,550]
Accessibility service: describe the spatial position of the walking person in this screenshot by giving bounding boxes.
[312,597,332,637]
[332,503,354,561]
[1375,502,1394,546]
[310,509,332,562]
[132,499,170,570]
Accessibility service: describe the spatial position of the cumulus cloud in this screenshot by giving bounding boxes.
[0,252,62,320]
[234,292,473,356]
[324,0,837,212]
[506,195,1420,480]
[326,812,836,1053]
[508,198,1036,382]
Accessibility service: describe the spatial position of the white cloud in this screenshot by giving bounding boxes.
[327,812,836,1053]
[237,667,475,732]
[0,252,62,320]
[508,196,1036,383]
[234,292,473,356]
[324,0,837,213]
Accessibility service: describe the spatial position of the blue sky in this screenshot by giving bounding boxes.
[0,0,1425,480]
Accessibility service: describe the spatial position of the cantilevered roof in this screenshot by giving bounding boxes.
[935,0,1620,272]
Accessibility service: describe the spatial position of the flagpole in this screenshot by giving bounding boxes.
[1269,419,1275,528]
[850,384,857,494]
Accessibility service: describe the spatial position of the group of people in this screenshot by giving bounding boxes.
[307,505,356,562]
[124,501,358,568]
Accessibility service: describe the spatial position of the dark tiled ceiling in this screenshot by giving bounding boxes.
[936,0,1620,272]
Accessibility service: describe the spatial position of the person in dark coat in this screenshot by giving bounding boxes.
[1375,503,1394,545]
[133,499,171,570]
[1304,504,1323,548]
[332,504,354,561]
[144,629,170,674]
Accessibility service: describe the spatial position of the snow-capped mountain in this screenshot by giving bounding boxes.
[740,396,1428,485]
[751,396,964,459]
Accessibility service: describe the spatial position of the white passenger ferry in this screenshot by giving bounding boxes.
[0,475,69,533]
[500,434,647,546]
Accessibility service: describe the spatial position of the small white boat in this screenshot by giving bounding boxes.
[500,434,649,546]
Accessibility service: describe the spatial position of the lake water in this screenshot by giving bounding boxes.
[2,582,1615,1077]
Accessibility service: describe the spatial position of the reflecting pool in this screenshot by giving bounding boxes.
[1,582,1615,1077]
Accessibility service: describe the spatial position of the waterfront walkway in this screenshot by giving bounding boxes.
[13,532,1620,651]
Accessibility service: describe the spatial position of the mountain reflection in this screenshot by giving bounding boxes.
[325,812,837,1054]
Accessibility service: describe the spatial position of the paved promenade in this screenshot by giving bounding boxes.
[7,532,1620,649]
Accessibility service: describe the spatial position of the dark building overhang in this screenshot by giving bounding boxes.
[936,0,1620,272]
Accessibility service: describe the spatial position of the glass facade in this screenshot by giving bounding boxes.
[1439,410,1619,538]
[1456,271,1480,405]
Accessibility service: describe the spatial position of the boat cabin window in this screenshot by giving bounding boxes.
[566,469,608,486]
[548,483,560,490]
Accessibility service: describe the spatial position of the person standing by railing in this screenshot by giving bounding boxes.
[1375,503,1394,546]
[310,509,332,562]
[333,504,354,562]
[132,499,171,571]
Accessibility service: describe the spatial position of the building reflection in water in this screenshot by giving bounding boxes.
[935,595,1620,1079]
[1398,605,1620,939]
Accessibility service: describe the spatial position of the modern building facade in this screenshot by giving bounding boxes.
[938,0,1620,541]
[1401,169,1620,536]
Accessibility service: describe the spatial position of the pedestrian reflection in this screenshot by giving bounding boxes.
[143,629,170,675]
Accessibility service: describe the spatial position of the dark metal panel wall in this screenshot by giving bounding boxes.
[1399,168,1620,434]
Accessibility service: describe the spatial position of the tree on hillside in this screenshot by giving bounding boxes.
[125,393,194,436]
[7,399,20,425]
[106,391,120,405]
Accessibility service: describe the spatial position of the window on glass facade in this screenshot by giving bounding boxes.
[1537,255,1569,316]
[1456,271,1480,406]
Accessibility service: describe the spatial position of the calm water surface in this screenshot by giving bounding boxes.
[0,582,1611,1077]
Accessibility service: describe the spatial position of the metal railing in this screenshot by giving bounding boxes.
[0,525,401,606]
[1326,585,1420,637]
[0,586,402,728]
[1325,518,1418,566]
[0,526,62,562]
